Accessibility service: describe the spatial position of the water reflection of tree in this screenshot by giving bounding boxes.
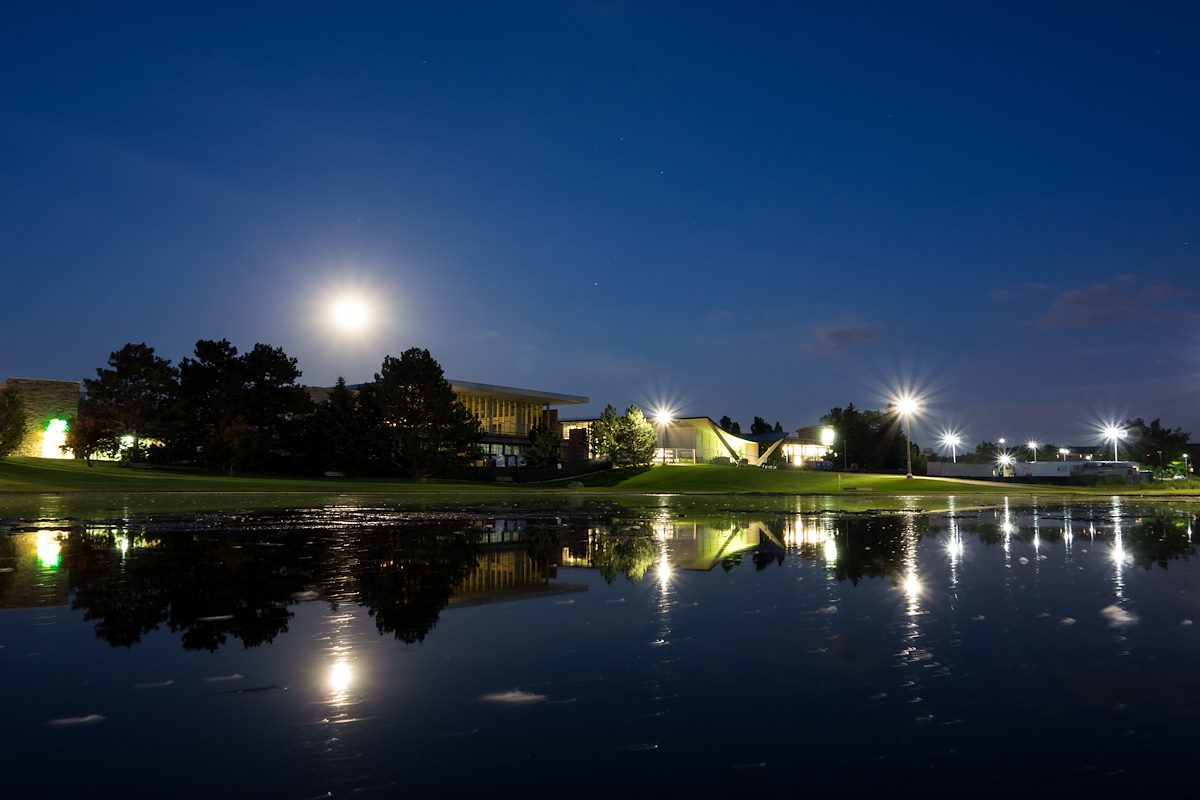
[65,530,324,650]
[828,515,927,585]
[354,526,480,643]
[1122,516,1195,570]
[523,526,562,584]
[63,522,484,650]
[586,525,657,584]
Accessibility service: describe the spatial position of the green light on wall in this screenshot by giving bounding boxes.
[45,418,68,434]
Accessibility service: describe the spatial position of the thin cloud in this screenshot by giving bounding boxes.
[807,319,883,353]
[1033,281,1196,330]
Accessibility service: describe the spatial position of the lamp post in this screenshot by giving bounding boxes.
[1027,441,1039,462]
[1184,453,1191,477]
[654,410,673,466]
[1102,424,1126,462]
[1059,448,1070,461]
[939,432,962,464]
[894,395,920,479]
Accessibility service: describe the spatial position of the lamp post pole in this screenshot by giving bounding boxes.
[904,413,913,479]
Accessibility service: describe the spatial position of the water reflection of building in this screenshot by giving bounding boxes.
[558,519,789,574]
[450,547,584,607]
[0,531,70,609]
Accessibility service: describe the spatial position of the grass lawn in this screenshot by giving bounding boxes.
[2,459,1196,516]
[0,457,506,494]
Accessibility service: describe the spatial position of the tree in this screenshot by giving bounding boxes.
[526,423,561,468]
[590,404,620,461]
[612,405,657,467]
[173,339,312,471]
[718,415,742,435]
[305,377,369,475]
[84,343,178,462]
[1120,417,1190,467]
[173,338,244,463]
[358,348,482,478]
[63,400,104,465]
[819,402,913,472]
[750,416,773,435]
[239,343,312,468]
[0,388,26,458]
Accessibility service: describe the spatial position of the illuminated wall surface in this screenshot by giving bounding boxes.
[2,378,80,458]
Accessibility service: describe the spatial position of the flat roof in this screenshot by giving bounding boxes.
[448,379,588,405]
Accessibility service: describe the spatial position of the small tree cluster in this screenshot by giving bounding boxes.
[591,404,656,467]
[820,402,922,473]
[70,341,481,478]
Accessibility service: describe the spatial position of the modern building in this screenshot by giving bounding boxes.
[560,415,833,467]
[306,378,589,464]
[449,380,588,462]
[0,378,81,458]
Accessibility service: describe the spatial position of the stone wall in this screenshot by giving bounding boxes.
[2,378,81,458]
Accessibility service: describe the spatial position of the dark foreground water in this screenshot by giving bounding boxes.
[1,496,1197,798]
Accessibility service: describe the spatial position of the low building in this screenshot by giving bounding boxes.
[560,416,832,466]
[0,378,81,458]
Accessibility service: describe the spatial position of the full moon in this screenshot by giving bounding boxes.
[331,296,369,330]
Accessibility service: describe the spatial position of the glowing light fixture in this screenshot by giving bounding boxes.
[652,408,674,465]
[939,431,963,463]
[1101,423,1127,462]
[820,427,835,448]
[1059,448,1070,461]
[1027,440,1039,462]
[41,418,69,459]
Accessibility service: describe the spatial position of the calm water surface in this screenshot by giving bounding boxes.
[1,496,1197,797]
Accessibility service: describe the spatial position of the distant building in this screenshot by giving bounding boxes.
[0,378,81,458]
[307,378,589,463]
[560,416,832,466]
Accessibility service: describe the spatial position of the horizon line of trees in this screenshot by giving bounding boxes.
[46,340,484,478]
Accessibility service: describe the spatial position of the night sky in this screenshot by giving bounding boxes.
[3,3,1197,449]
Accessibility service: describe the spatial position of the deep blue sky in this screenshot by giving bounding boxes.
[3,2,1197,449]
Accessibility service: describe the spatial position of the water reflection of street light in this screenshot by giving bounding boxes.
[939,431,962,463]
[653,409,673,466]
[1102,423,1126,462]
[893,394,921,479]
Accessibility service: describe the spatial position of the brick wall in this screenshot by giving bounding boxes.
[3,378,81,457]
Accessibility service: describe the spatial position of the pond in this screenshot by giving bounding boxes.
[1,496,1197,797]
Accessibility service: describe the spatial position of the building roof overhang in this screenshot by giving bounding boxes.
[448,380,588,405]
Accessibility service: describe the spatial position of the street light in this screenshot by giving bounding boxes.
[1059,448,1070,461]
[1184,453,1191,477]
[1101,423,1126,462]
[939,431,962,464]
[997,451,1014,476]
[653,409,673,466]
[893,393,920,479]
[1027,440,1039,462]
